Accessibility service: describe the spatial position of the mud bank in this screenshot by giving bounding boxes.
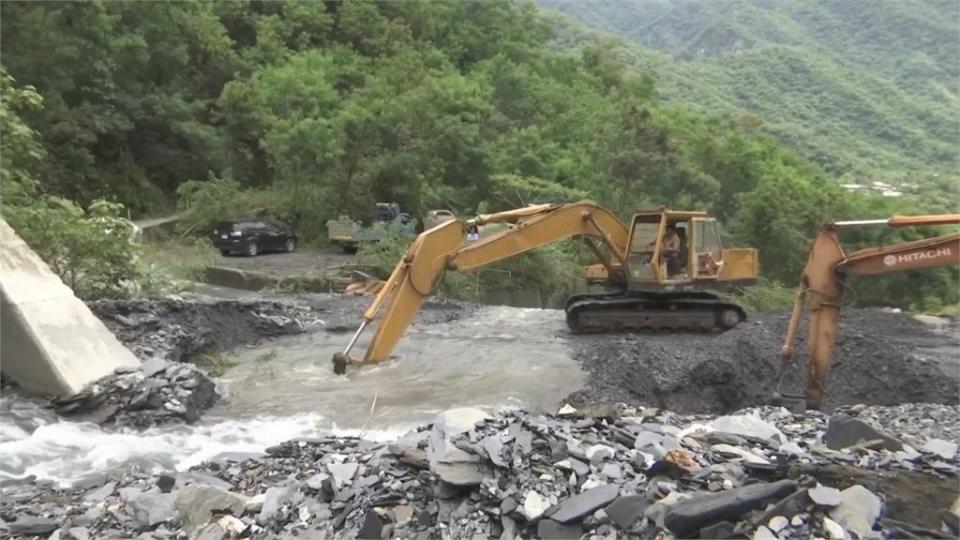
[567,309,960,414]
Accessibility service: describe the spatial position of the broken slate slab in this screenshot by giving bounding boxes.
[326,462,358,489]
[809,485,842,507]
[175,483,249,538]
[550,484,620,523]
[828,485,882,539]
[10,516,60,536]
[753,525,778,540]
[258,485,301,524]
[522,491,551,521]
[663,479,798,537]
[358,509,388,539]
[127,490,177,528]
[708,414,783,443]
[921,438,958,460]
[604,495,648,529]
[823,516,847,540]
[141,357,169,378]
[537,518,583,539]
[824,415,902,451]
[483,436,508,468]
[84,480,117,502]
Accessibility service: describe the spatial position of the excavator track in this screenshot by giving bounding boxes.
[565,292,746,334]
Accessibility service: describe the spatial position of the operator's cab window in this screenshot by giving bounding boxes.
[693,218,723,277]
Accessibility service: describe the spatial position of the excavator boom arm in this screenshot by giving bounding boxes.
[778,215,960,408]
[334,202,630,372]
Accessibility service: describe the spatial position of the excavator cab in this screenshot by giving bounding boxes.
[588,210,757,290]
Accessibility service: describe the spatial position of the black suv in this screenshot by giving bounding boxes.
[212,219,297,256]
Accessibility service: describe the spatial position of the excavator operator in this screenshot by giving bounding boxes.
[648,222,684,277]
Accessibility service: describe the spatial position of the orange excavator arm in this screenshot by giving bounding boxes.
[332,202,630,374]
[777,214,960,409]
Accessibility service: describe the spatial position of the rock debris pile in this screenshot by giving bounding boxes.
[89,298,319,363]
[3,403,958,539]
[44,298,322,429]
[567,309,959,413]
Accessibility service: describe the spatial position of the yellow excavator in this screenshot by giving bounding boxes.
[775,213,960,410]
[332,201,758,374]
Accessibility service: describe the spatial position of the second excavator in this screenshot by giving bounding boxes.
[332,201,758,374]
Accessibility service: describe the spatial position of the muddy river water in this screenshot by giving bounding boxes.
[0,305,583,487]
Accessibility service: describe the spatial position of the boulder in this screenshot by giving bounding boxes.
[175,483,249,538]
[809,485,842,507]
[522,491,551,521]
[921,438,957,460]
[550,484,620,523]
[828,485,882,539]
[127,490,177,528]
[824,415,902,451]
[83,481,117,502]
[326,462,358,490]
[537,518,583,539]
[823,516,847,540]
[708,415,783,443]
[663,480,798,537]
[9,516,60,535]
[604,495,648,529]
[258,485,301,524]
[427,408,491,486]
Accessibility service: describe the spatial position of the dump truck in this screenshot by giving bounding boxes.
[326,203,417,254]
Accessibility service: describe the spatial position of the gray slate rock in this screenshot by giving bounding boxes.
[754,525,778,540]
[483,436,508,468]
[829,485,882,539]
[358,509,387,539]
[537,518,583,539]
[175,483,249,537]
[708,415,783,443]
[809,485,842,507]
[141,357,169,378]
[258,485,301,524]
[67,527,91,540]
[326,463,358,489]
[922,438,958,460]
[84,480,117,502]
[10,516,60,535]
[428,408,491,486]
[824,415,902,451]
[604,495,648,529]
[127,490,177,528]
[768,515,789,533]
[550,484,620,523]
[157,474,176,493]
[664,479,798,537]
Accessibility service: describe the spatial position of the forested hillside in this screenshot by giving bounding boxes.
[1,0,955,309]
[540,0,959,186]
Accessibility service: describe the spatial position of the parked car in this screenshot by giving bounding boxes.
[212,219,297,256]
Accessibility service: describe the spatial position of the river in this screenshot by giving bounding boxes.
[0,303,583,487]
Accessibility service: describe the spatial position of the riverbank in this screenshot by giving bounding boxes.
[2,403,958,539]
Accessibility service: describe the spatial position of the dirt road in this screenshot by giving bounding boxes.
[215,249,356,278]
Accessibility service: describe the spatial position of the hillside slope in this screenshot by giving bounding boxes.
[539,0,959,184]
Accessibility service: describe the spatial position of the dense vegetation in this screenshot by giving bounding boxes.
[540,0,959,187]
[1,0,955,310]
